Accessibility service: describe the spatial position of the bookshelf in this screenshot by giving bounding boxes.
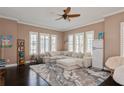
[17,39,25,65]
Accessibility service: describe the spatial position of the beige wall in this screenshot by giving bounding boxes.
[0,18,64,64]
[0,11,124,64]
[17,23,64,60]
[63,12,124,62]
[0,18,17,64]
[104,12,124,60]
[63,22,104,51]
[0,31,1,58]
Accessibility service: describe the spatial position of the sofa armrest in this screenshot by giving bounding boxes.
[82,57,92,68]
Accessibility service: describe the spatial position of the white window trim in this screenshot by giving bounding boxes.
[29,32,38,55]
[75,32,84,53]
[29,32,57,55]
[85,31,94,54]
[68,34,74,52]
[51,35,57,52]
[40,33,50,54]
[120,22,124,56]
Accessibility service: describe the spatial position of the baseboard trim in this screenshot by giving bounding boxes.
[6,63,17,67]
[5,61,30,68]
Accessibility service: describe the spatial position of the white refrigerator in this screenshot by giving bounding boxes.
[92,39,103,69]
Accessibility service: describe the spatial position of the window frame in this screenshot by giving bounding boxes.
[68,34,74,52]
[85,31,94,54]
[40,33,50,54]
[51,35,57,52]
[29,32,38,55]
[75,32,84,53]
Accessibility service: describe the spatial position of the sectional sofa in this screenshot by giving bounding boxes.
[40,51,92,70]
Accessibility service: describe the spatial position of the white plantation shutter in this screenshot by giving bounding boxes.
[40,33,50,54]
[120,22,124,56]
[51,35,57,51]
[40,33,45,54]
[68,35,73,52]
[29,32,38,55]
[29,32,57,55]
[45,34,50,52]
[86,31,94,54]
[75,32,84,53]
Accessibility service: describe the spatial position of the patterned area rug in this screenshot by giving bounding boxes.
[30,64,110,86]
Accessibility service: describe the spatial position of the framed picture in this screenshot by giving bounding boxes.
[98,32,104,39]
[0,35,13,48]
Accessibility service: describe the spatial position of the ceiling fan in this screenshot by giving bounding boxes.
[56,7,80,21]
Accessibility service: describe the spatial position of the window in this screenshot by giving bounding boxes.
[51,35,57,51]
[45,34,50,52]
[40,33,50,54]
[85,31,94,53]
[68,35,73,52]
[29,32,57,54]
[29,32,38,55]
[40,33,45,54]
[120,22,124,56]
[75,32,84,53]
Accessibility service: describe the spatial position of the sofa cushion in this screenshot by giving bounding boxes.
[84,53,91,57]
[56,58,83,67]
[67,52,73,57]
[72,52,79,58]
[49,52,58,56]
[63,51,69,56]
[77,53,84,58]
[50,55,66,60]
[82,57,92,68]
[46,52,51,56]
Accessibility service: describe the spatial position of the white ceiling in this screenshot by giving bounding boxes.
[0,7,124,31]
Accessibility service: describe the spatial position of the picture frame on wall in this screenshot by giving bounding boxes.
[0,35,13,48]
[98,32,104,39]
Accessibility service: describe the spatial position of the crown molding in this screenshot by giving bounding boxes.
[0,15,63,31]
[64,19,104,31]
[103,9,124,18]
[18,21,63,31]
[0,15,104,31]
[0,8,124,32]
[0,15,18,21]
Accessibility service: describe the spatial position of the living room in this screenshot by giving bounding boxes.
[0,7,124,86]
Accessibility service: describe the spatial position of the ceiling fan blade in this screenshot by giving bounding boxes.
[57,14,62,16]
[68,14,80,17]
[64,7,71,14]
[56,17,63,20]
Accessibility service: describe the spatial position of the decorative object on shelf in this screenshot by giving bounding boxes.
[0,35,13,48]
[17,39,25,65]
[98,32,104,40]
[0,59,6,67]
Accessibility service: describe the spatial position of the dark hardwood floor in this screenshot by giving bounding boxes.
[0,64,121,86]
[100,76,121,86]
[0,64,49,86]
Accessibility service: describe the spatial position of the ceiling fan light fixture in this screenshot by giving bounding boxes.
[56,7,80,21]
